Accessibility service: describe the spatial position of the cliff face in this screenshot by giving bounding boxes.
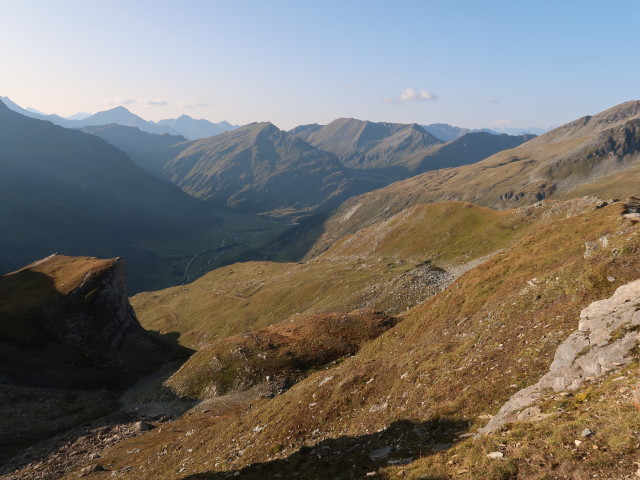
[0,254,181,388]
[39,256,161,357]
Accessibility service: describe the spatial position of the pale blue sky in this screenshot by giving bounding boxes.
[1,0,638,129]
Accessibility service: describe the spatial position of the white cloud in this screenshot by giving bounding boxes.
[483,99,499,104]
[384,88,437,104]
[104,97,135,106]
[493,118,512,126]
[179,100,209,109]
[140,98,168,106]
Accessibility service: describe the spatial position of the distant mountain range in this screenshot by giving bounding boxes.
[156,115,235,139]
[80,118,535,216]
[420,123,545,142]
[0,96,236,139]
[79,124,188,172]
[291,118,532,179]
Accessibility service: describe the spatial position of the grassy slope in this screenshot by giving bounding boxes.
[166,309,397,400]
[63,201,640,479]
[301,101,640,258]
[132,201,542,349]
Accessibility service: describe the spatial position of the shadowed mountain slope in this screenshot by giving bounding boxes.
[0,100,222,292]
[158,122,387,215]
[79,123,188,172]
[303,100,640,256]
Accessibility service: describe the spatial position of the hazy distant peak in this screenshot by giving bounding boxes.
[67,112,92,120]
[106,105,133,114]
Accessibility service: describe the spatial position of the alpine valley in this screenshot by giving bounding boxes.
[2,96,640,480]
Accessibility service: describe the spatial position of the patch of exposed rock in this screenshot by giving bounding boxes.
[479,278,640,434]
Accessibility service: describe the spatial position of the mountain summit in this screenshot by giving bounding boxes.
[300,118,443,174]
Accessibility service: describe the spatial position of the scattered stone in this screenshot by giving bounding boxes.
[133,421,154,433]
[387,458,413,465]
[79,464,105,477]
[581,428,594,438]
[369,446,394,461]
[624,197,640,213]
[574,440,583,447]
[486,451,504,459]
[515,406,550,423]
[623,213,640,224]
[366,472,377,477]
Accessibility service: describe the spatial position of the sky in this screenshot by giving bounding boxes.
[1,0,638,130]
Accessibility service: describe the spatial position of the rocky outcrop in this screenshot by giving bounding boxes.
[0,254,181,388]
[479,278,640,434]
[40,256,162,358]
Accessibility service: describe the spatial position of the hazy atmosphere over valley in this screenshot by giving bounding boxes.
[1,1,640,479]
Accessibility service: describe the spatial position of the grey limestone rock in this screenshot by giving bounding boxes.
[479,279,640,434]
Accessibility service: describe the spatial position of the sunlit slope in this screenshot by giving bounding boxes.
[304,100,640,257]
[66,201,640,480]
[132,200,586,349]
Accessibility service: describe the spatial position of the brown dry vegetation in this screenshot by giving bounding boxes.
[166,309,397,399]
[57,200,640,480]
[132,200,587,349]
